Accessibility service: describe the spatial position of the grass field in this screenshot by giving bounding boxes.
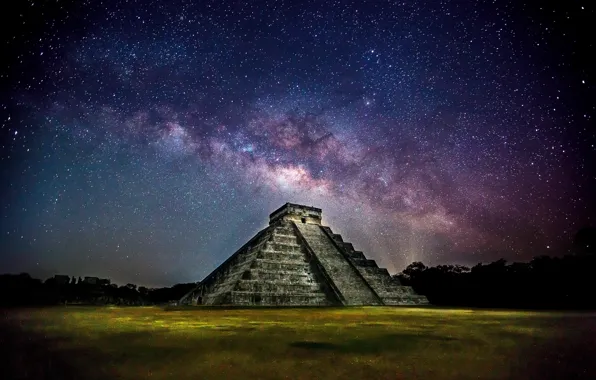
[2,306,595,380]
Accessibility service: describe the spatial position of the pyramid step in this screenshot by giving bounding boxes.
[253,258,309,266]
[248,268,310,276]
[351,258,378,267]
[351,265,412,298]
[219,250,255,267]
[381,295,429,305]
[321,227,343,243]
[229,291,330,306]
[254,235,270,245]
[211,271,248,284]
[357,266,390,276]
[271,233,297,238]
[252,259,311,272]
[400,286,416,294]
[348,251,366,260]
[272,227,294,235]
[239,251,260,262]
[379,297,417,305]
[240,278,318,286]
[371,286,415,296]
[202,260,257,289]
[208,285,235,297]
[375,287,410,296]
[257,250,305,262]
[235,280,321,293]
[264,241,303,253]
[246,269,310,282]
[341,242,355,252]
[248,243,269,254]
[270,234,299,244]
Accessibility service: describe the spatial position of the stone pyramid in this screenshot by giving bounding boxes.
[179,203,429,306]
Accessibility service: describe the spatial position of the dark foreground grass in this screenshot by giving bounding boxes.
[1,306,595,379]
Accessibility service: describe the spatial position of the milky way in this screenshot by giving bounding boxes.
[1,1,594,286]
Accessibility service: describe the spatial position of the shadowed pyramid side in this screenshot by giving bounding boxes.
[294,222,383,306]
[320,226,429,305]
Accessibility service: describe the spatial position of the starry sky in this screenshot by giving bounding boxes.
[1,0,594,287]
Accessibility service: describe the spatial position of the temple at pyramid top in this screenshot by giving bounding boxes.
[180,203,429,307]
[269,203,322,225]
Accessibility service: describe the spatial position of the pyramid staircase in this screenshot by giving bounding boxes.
[320,227,429,305]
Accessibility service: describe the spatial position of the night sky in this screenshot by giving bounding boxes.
[1,1,594,287]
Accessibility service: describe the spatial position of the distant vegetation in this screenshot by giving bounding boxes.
[396,254,596,310]
[396,227,596,310]
[0,274,196,307]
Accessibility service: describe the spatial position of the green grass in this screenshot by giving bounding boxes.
[4,306,596,379]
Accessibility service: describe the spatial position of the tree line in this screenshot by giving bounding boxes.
[395,227,596,309]
[0,274,196,307]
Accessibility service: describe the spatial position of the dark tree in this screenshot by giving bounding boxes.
[573,226,596,255]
